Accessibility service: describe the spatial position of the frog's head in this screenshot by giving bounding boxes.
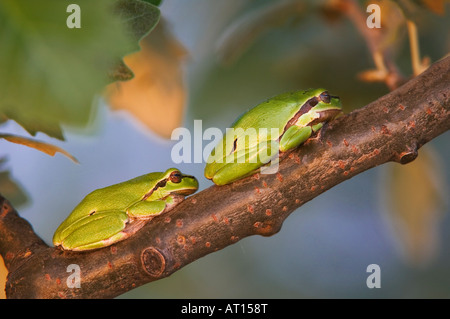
[163,168,199,195]
[307,89,342,125]
[293,88,342,128]
[146,168,199,202]
[310,89,342,123]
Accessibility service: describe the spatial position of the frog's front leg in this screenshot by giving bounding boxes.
[127,199,167,218]
[279,125,312,153]
[212,141,279,185]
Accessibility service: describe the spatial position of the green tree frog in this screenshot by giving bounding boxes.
[204,88,342,185]
[53,168,198,251]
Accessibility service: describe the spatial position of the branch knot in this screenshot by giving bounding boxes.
[140,247,165,278]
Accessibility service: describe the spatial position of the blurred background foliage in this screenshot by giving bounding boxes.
[0,0,450,298]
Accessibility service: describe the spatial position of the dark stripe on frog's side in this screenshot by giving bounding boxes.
[282,96,319,134]
[228,96,321,155]
[142,178,168,200]
[142,173,197,200]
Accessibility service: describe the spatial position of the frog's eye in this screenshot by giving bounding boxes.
[319,91,331,104]
[169,171,183,183]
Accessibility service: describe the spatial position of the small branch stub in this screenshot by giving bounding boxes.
[140,247,165,277]
[398,150,419,164]
[395,144,419,164]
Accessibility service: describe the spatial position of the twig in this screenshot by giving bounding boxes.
[406,20,430,76]
[333,0,407,90]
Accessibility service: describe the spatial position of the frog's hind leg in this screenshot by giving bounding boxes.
[60,211,128,251]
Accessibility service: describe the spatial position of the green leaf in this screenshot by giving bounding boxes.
[0,158,28,207]
[140,0,163,7]
[2,117,65,140]
[113,0,161,44]
[109,0,161,81]
[0,0,159,138]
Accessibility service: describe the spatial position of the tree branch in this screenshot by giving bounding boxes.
[1,56,449,299]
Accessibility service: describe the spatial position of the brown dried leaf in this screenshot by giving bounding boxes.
[0,256,6,299]
[421,0,446,15]
[394,0,447,20]
[105,20,187,139]
[358,68,388,82]
[0,134,78,163]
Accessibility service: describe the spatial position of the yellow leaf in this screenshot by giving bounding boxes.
[0,255,6,299]
[380,146,448,266]
[0,134,78,163]
[105,20,187,139]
